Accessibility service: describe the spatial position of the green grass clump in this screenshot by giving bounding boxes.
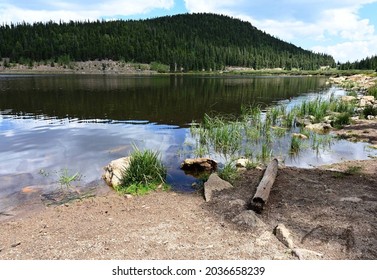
[192,114,242,159]
[218,162,239,184]
[368,85,377,98]
[333,112,351,128]
[290,137,303,155]
[345,165,362,175]
[118,147,168,195]
[363,105,377,118]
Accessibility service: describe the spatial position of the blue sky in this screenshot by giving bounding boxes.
[1,0,376,63]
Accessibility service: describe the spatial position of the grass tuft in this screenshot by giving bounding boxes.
[218,162,239,184]
[344,165,362,175]
[117,147,168,195]
[58,168,82,189]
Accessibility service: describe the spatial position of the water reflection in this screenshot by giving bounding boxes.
[0,74,329,126]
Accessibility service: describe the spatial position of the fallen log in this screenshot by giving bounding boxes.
[249,158,278,213]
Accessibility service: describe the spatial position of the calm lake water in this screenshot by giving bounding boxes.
[1,74,376,206]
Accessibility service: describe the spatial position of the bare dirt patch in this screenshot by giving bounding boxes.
[208,160,377,260]
[0,189,292,260]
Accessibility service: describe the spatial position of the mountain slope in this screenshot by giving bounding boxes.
[0,13,335,71]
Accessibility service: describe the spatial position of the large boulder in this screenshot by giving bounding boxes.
[102,157,131,188]
[204,173,233,202]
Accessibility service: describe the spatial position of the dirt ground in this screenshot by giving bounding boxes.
[335,119,377,145]
[208,159,377,260]
[1,121,376,260]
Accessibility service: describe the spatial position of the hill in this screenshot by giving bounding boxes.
[0,13,335,71]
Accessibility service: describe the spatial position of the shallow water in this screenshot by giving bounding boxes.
[0,74,376,210]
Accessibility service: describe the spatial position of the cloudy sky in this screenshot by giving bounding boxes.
[1,0,376,63]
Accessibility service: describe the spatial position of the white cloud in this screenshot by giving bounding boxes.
[312,39,377,62]
[0,0,174,23]
[184,0,377,62]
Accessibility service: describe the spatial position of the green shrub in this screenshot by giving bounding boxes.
[368,86,377,98]
[117,147,168,195]
[363,105,377,118]
[333,112,351,128]
[150,61,170,73]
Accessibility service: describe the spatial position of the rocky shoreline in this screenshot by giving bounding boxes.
[328,74,377,94]
[0,60,158,75]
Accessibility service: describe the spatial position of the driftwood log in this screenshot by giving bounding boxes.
[249,158,278,213]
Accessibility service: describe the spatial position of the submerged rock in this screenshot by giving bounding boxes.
[102,157,131,187]
[180,158,217,174]
[292,133,308,140]
[305,123,332,133]
[295,117,313,127]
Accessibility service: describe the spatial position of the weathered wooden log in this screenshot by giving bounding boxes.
[249,158,278,213]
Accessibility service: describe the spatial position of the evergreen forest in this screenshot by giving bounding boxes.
[0,13,337,71]
[339,55,377,71]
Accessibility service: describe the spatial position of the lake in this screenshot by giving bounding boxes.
[1,74,376,205]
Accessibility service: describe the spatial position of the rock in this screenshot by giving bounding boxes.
[295,117,312,127]
[274,224,294,249]
[341,96,356,102]
[359,99,367,107]
[305,123,332,133]
[204,173,233,202]
[236,158,251,168]
[102,157,131,187]
[228,199,247,212]
[340,197,362,203]
[359,96,375,107]
[21,186,41,193]
[231,210,266,228]
[292,133,308,140]
[291,248,324,260]
[362,95,375,102]
[323,116,333,124]
[181,158,217,173]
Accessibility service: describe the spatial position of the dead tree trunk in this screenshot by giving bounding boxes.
[249,158,278,213]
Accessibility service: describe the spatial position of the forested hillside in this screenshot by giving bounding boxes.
[0,13,335,71]
[339,55,377,70]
